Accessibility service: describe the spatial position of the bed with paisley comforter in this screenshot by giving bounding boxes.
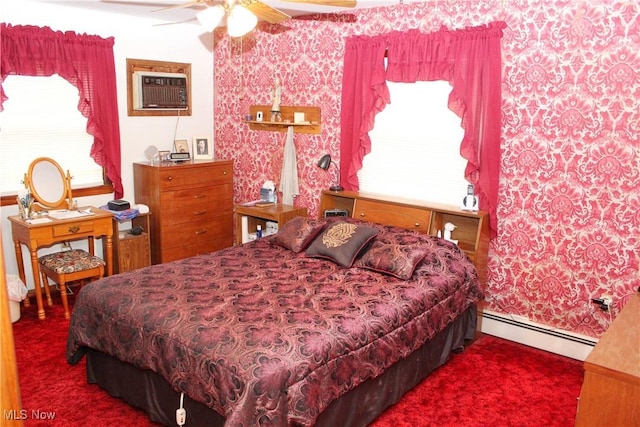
[67,216,483,427]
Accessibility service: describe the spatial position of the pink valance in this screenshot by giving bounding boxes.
[1,23,123,198]
[340,22,506,237]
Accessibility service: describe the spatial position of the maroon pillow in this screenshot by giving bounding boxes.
[270,217,326,253]
[305,221,379,267]
[353,240,429,280]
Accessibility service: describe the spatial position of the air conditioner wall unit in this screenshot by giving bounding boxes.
[132,71,188,110]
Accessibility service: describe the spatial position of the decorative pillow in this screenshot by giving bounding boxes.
[270,217,327,253]
[305,221,379,267]
[353,240,429,280]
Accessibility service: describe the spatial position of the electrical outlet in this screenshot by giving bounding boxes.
[591,295,613,311]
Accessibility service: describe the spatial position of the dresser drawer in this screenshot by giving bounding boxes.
[160,183,232,207]
[161,202,231,227]
[158,164,232,190]
[52,221,94,237]
[353,199,431,232]
[160,214,233,249]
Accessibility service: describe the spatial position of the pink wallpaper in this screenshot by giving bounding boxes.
[214,1,640,339]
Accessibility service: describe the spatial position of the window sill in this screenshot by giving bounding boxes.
[0,184,113,207]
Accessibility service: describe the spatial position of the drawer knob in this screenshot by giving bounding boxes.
[195,230,208,235]
[193,210,206,216]
[167,176,173,181]
[68,225,80,233]
[415,222,420,227]
[223,171,228,175]
[194,194,206,199]
[359,213,365,217]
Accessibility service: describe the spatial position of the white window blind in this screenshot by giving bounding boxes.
[0,75,103,195]
[357,80,469,207]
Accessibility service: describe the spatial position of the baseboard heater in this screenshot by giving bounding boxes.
[480,310,597,360]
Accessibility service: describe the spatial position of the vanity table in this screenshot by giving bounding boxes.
[8,207,114,320]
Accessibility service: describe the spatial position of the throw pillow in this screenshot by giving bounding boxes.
[270,217,327,253]
[353,240,429,280]
[305,221,379,267]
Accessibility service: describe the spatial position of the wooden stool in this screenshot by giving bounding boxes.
[38,249,105,319]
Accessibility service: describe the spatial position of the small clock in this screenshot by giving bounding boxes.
[170,152,190,161]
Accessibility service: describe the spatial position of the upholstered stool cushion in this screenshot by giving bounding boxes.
[38,249,105,274]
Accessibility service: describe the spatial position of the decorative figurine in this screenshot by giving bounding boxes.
[443,222,458,244]
[271,78,282,110]
[270,78,282,121]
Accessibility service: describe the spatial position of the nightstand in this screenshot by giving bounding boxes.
[234,203,308,245]
[110,212,151,274]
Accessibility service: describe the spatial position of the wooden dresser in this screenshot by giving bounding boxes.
[319,191,490,287]
[133,160,233,264]
[575,293,640,426]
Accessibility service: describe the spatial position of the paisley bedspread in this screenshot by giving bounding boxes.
[67,222,483,426]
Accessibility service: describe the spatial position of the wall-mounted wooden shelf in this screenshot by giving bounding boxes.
[247,105,321,134]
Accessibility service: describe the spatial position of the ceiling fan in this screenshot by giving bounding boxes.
[155,0,357,37]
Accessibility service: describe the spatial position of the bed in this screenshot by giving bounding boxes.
[67,215,483,427]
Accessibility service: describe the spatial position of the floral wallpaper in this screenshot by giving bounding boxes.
[214,0,639,339]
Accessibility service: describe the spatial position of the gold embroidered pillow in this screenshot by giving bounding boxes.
[270,217,326,253]
[353,240,429,280]
[305,221,379,267]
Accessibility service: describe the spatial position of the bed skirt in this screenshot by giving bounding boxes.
[86,305,477,427]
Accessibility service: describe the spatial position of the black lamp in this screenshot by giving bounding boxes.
[317,154,343,192]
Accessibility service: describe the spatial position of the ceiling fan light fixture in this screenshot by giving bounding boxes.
[196,5,225,31]
[227,4,258,37]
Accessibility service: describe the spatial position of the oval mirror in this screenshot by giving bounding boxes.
[26,157,72,209]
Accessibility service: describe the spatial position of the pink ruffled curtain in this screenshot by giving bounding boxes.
[0,23,123,198]
[340,22,506,237]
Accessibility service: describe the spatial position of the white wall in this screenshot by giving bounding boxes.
[1,0,215,288]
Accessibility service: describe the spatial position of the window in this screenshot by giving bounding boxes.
[357,80,469,207]
[0,75,104,197]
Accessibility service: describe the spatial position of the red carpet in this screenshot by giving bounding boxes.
[12,294,584,426]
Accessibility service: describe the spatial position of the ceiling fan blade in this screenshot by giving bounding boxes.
[242,1,291,24]
[278,0,356,7]
[153,16,199,26]
[152,0,214,12]
[102,1,186,7]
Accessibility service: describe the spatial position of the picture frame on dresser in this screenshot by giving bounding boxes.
[173,139,189,155]
[158,150,170,163]
[193,136,213,160]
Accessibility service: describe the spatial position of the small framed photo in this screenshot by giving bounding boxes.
[158,150,171,163]
[174,139,190,155]
[193,136,213,160]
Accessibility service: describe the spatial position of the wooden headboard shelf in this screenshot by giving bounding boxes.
[319,190,490,288]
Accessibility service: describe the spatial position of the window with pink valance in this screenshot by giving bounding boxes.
[340,21,506,237]
[0,23,123,199]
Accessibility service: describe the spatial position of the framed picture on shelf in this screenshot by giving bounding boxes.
[158,150,171,163]
[193,136,213,160]
[173,139,190,156]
